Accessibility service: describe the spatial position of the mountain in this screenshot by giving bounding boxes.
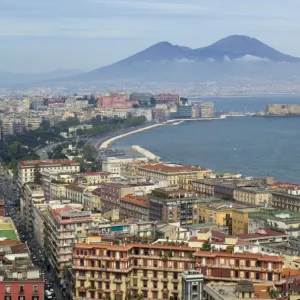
[70,35,300,83]
[0,69,84,85]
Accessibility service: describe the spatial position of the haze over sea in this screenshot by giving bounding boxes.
[114,95,300,183]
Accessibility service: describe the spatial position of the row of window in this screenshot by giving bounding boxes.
[4,297,39,300]
[5,285,38,293]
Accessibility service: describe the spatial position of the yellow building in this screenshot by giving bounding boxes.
[198,202,233,226]
[0,217,19,240]
[138,163,211,186]
[233,187,272,206]
[232,208,258,235]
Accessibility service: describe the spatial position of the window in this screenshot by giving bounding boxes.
[19,297,25,300]
[19,286,25,293]
[33,286,38,293]
[5,285,11,293]
[5,297,12,300]
[32,297,39,300]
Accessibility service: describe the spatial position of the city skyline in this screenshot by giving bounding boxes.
[2,0,300,72]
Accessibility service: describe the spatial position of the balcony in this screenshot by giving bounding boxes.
[113,278,122,283]
[77,287,87,292]
[104,279,111,283]
[97,277,103,282]
[172,289,179,294]
[104,289,111,293]
[161,278,169,282]
[77,276,86,280]
[114,290,123,295]
[141,277,148,281]
[172,279,179,283]
[151,288,159,292]
[151,277,159,282]
[131,286,139,291]
[142,287,148,291]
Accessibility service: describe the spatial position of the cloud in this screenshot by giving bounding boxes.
[236,55,270,62]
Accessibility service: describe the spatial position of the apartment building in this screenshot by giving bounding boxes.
[72,241,284,300]
[232,208,258,235]
[18,159,80,188]
[44,203,93,282]
[72,242,195,300]
[99,182,134,212]
[271,191,300,212]
[0,241,44,300]
[154,93,180,103]
[103,157,148,175]
[138,164,210,186]
[233,187,272,207]
[20,183,45,233]
[75,172,112,185]
[65,184,86,204]
[120,194,150,221]
[194,251,284,285]
[149,194,202,225]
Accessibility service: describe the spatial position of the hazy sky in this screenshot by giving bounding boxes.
[2,0,300,73]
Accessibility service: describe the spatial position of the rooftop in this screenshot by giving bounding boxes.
[19,159,79,167]
[139,163,204,174]
[249,209,300,223]
[65,183,85,193]
[199,200,255,210]
[121,194,150,208]
[237,228,288,240]
[0,230,18,240]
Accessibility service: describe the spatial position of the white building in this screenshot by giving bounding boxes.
[17,159,80,188]
[102,157,148,175]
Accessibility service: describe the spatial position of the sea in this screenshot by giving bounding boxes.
[113,95,300,183]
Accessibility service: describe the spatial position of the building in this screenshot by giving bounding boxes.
[71,241,284,300]
[248,210,300,237]
[154,93,180,103]
[237,228,288,244]
[176,105,192,118]
[17,159,80,188]
[232,208,258,235]
[44,202,93,282]
[96,93,135,109]
[98,182,134,212]
[138,164,210,186]
[204,281,274,300]
[0,217,18,240]
[194,251,284,285]
[120,194,150,221]
[20,183,45,233]
[65,184,86,204]
[271,190,300,212]
[233,187,272,206]
[72,242,195,300]
[75,172,112,185]
[182,270,204,300]
[197,201,256,228]
[0,240,44,300]
[149,195,205,225]
[102,157,148,175]
[200,102,214,118]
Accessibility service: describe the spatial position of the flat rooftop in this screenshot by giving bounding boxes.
[249,209,300,223]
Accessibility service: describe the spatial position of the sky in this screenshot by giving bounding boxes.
[1,0,300,73]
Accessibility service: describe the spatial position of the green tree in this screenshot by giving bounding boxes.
[83,145,98,161]
[33,166,42,184]
[201,240,211,251]
[40,119,51,131]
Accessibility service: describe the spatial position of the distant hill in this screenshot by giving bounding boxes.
[70,35,300,83]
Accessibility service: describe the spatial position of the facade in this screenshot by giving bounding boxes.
[138,164,209,186]
[20,183,45,233]
[44,203,93,282]
[149,195,201,225]
[72,241,284,300]
[120,194,150,221]
[182,270,204,300]
[72,242,195,300]
[98,182,134,212]
[271,191,300,212]
[76,172,112,185]
[65,184,86,204]
[17,159,80,188]
[154,93,180,103]
[194,251,284,285]
[96,93,135,109]
[102,157,148,175]
[200,102,214,118]
[232,208,258,235]
[233,188,272,206]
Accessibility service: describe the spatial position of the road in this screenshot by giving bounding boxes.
[2,169,64,300]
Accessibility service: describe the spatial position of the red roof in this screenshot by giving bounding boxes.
[19,159,78,167]
[52,205,81,217]
[121,194,150,208]
[140,164,200,173]
[65,184,85,193]
[272,182,299,189]
[237,228,287,240]
[84,172,109,176]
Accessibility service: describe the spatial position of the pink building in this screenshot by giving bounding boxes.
[44,203,93,282]
[96,93,137,109]
[154,93,180,103]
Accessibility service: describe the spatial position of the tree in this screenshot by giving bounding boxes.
[40,119,51,131]
[201,240,211,251]
[34,166,42,184]
[83,145,98,161]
